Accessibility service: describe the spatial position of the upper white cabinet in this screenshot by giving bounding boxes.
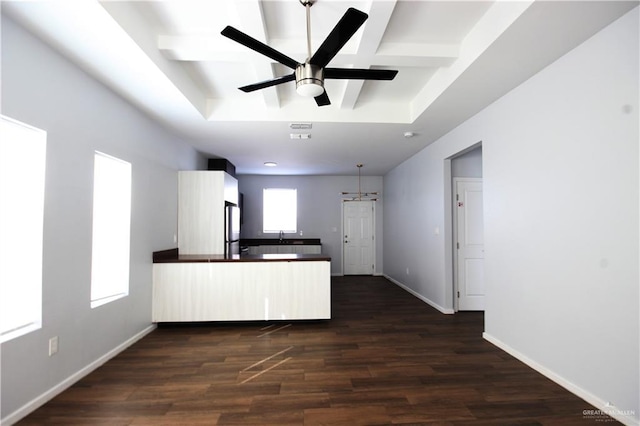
[178,171,238,255]
[223,171,238,205]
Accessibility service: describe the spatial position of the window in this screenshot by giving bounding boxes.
[0,116,46,343]
[90,152,131,308]
[263,188,297,233]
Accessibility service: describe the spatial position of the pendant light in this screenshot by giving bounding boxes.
[341,164,378,201]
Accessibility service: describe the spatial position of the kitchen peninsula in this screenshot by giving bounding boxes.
[153,168,331,323]
[152,248,331,322]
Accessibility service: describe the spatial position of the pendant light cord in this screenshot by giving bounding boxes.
[357,164,363,201]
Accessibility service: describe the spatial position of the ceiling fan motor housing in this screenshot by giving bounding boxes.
[295,63,324,97]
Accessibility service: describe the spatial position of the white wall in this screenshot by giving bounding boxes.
[384,8,638,423]
[238,174,384,275]
[0,15,204,422]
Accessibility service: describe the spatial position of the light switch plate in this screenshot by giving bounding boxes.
[49,336,59,356]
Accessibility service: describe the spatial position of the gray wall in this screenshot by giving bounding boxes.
[451,146,482,178]
[1,15,204,422]
[238,175,384,275]
[384,8,638,422]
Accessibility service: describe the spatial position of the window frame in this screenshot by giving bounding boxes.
[262,188,297,234]
[0,115,46,343]
[90,151,132,309]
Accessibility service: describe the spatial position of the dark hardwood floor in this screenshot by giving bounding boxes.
[18,276,614,425]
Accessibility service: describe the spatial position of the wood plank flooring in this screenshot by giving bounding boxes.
[18,276,615,425]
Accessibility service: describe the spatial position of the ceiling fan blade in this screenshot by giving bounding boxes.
[314,91,331,107]
[325,68,398,80]
[309,8,368,68]
[221,26,299,69]
[239,74,296,92]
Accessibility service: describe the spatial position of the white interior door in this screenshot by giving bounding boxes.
[343,201,374,275]
[455,179,484,310]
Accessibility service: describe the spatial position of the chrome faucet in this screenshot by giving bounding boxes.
[279,230,284,242]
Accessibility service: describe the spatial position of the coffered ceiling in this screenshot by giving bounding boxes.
[3,1,637,175]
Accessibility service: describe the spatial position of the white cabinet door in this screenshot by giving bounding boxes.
[223,172,238,205]
[250,245,321,255]
[152,261,331,321]
[301,245,321,254]
[178,171,229,255]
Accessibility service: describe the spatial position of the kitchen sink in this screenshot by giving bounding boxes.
[241,238,321,246]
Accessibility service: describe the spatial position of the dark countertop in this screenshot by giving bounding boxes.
[153,248,330,263]
[241,238,321,246]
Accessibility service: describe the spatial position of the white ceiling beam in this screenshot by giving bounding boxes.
[359,0,398,55]
[340,0,398,109]
[337,79,365,110]
[225,0,281,109]
[252,62,281,108]
[99,2,209,118]
[160,35,457,67]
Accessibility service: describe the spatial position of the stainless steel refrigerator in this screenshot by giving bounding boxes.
[225,203,240,255]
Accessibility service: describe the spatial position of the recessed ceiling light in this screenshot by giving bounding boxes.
[264,162,277,167]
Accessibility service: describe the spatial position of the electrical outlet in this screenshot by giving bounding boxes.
[49,336,59,356]
[406,268,410,275]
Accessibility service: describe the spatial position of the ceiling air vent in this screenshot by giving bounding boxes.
[289,123,312,130]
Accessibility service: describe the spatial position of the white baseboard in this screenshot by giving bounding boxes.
[331,273,385,277]
[2,324,156,426]
[384,275,455,314]
[483,332,639,426]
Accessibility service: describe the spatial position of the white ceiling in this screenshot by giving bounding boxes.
[3,0,637,175]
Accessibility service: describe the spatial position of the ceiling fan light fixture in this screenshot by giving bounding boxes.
[296,82,324,97]
[295,63,324,97]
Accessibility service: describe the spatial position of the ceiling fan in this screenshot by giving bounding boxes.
[221,0,398,107]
